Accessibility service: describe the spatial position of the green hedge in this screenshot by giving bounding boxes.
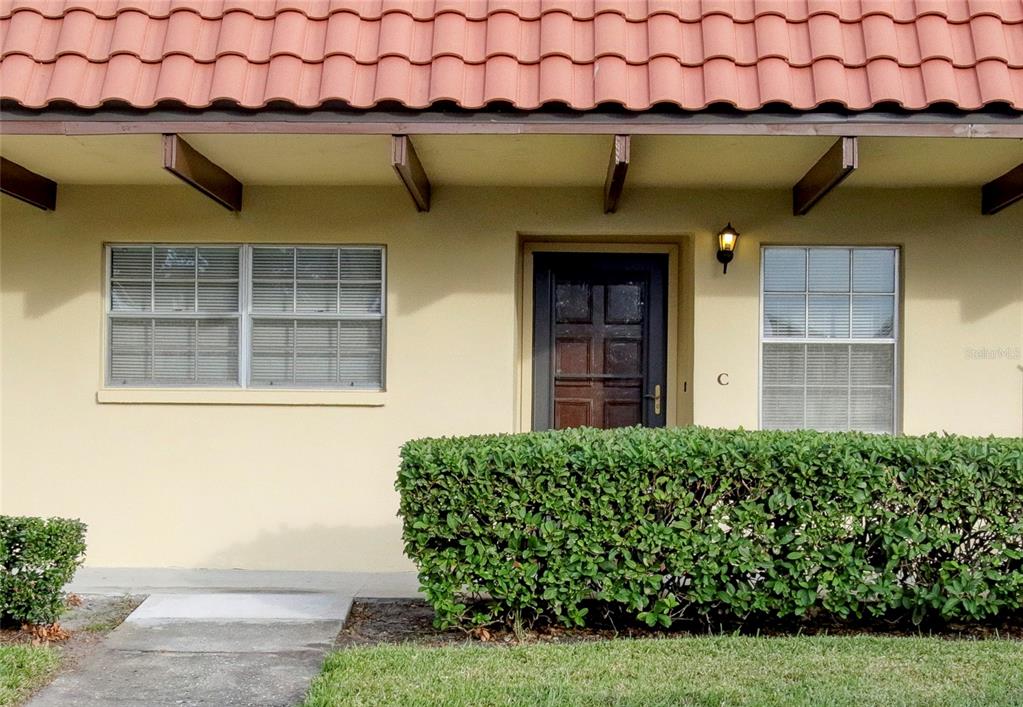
[0,517,86,626]
[397,427,1023,629]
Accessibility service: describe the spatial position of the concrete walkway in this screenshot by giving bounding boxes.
[67,567,421,598]
[30,569,422,707]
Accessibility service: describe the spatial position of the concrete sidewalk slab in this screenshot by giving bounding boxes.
[128,592,350,622]
[30,648,326,707]
[68,567,422,598]
[105,620,343,653]
[29,591,354,707]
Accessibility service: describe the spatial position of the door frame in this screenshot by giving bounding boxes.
[518,242,680,432]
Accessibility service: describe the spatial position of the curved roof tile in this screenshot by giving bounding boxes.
[2,0,1021,110]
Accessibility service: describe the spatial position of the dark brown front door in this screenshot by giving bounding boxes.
[532,252,668,430]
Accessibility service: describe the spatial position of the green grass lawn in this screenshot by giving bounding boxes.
[0,645,60,706]
[304,636,1023,707]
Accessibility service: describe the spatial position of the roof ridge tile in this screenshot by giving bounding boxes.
[4,1,1023,23]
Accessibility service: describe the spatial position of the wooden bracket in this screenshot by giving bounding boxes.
[792,137,858,215]
[162,134,242,211]
[982,163,1023,215]
[1,157,56,210]
[391,135,431,212]
[603,135,630,214]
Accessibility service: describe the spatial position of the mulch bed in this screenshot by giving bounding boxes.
[0,594,144,668]
[336,599,1023,647]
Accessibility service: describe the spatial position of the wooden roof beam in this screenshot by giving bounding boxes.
[982,163,1023,215]
[391,135,431,212]
[1,156,56,210]
[162,134,242,211]
[603,134,630,214]
[792,136,858,215]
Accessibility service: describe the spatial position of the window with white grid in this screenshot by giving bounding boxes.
[106,245,385,390]
[248,246,384,388]
[108,246,241,386]
[760,247,898,434]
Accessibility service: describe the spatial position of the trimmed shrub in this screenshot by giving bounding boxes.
[397,427,1023,629]
[0,517,87,626]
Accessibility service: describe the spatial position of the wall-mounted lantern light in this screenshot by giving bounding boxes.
[716,223,740,274]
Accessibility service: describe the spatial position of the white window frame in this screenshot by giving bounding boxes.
[757,245,900,434]
[105,243,386,391]
[244,244,387,390]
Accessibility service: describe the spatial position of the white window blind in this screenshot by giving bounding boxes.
[109,246,240,385]
[249,246,384,388]
[760,247,898,434]
[107,244,385,390]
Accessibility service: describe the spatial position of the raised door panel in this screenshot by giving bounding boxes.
[555,399,592,428]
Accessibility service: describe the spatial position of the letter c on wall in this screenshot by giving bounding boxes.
[717,373,729,386]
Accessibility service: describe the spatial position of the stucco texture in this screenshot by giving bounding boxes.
[1,184,1021,571]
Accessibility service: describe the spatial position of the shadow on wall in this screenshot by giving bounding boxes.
[201,522,415,573]
[0,185,517,321]
[2,185,1022,322]
[738,188,1023,324]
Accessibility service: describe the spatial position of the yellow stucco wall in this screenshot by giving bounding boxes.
[1,185,1020,571]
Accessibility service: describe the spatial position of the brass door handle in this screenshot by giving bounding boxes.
[643,384,662,416]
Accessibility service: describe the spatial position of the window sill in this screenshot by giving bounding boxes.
[96,388,387,407]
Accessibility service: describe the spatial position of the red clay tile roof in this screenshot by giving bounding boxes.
[2,1,1022,111]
